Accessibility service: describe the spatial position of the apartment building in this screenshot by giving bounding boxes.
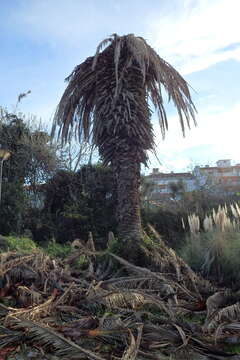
[146,160,240,201]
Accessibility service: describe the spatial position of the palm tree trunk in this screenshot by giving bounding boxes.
[113,150,142,251]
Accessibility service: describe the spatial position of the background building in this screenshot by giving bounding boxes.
[146,160,240,202]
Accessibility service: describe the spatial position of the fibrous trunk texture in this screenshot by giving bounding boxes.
[113,149,142,256]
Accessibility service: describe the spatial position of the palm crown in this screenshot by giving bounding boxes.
[53,33,196,165]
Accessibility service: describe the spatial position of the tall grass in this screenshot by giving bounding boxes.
[179,203,240,286]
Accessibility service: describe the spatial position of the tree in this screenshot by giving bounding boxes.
[0,108,59,234]
[52,34,196,255]
[36,164,117,245]
[57,140,96,172]
[0,109,58,185]
[169,180,186,200]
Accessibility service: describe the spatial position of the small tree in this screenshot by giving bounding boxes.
[169,180,186,199]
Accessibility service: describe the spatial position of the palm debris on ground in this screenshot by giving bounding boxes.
[0,229,240,359]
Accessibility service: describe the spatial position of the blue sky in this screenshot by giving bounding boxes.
[1,0,239,172]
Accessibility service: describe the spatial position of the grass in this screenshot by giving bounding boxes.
[179,204,240,286]
[1,236,72,260]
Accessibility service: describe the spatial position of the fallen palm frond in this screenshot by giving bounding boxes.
[0,235,239,359]
[10,317,105,360]
[205,302,240,332]
[121,325,143,360]
[0,253,35,276]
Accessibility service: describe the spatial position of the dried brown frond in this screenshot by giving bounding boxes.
[7,295,55,321]
[53,34,196,166]
[205,302,240,332]
[104,291,145,310]
[122,324,143,360]
[16,285,43,306]
[10,317,105,360]
[0,254,35,277]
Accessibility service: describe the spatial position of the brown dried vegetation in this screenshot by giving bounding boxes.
[0,230,240,359]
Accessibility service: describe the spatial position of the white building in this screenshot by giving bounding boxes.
[146,160,240,201]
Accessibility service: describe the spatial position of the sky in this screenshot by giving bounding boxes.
[0,0,240,173]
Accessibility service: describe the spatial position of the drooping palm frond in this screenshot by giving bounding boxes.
[53,33,196,165]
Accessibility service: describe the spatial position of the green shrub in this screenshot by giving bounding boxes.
[5,236,37,252]
[44,241,72,259]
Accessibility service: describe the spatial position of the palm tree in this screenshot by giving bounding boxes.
[52,33,196,253]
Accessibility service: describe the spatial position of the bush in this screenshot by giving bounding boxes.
[44,241,72,259]
[5,236,37,252]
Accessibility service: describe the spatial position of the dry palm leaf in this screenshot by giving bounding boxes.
[6,295,56,321]
[0,254,35,277]
[10,317,105,360]
[0,325,23,348]
[53,33,196,168]
[16,285,43,306]
[205,302,240,331]
[121,324,143,360]
[104,291,145,310]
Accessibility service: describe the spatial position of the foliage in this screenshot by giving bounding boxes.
[0,108,58,185]
[0,108,60,236]
[168,180,186,199]
[4,236,37,252]
[141,188,240,249]
[179,204,240,286]
[0,182,27,235]
[36,164,117,246]
[141,205,187,248]
[44,241,72,259]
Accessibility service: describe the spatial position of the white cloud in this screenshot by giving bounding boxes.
[12,0,240,74]
[149,102,240,171]
[5,0,239,173]
[148,0,240,74]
